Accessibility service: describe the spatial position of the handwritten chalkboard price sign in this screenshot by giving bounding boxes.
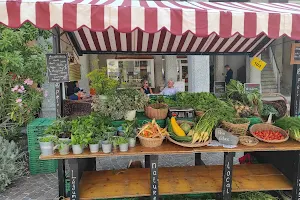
[214,81,226,97]
[290,43,300,65]
[244,83,261,94]
[46,54,69,83]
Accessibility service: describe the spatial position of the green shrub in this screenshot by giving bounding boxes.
[0,136,25,192]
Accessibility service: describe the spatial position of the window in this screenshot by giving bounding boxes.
[107,59,155,88]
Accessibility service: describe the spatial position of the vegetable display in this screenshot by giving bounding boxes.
[253,130,285,141]
[274,117,300,141]
[170,117,186,136]
[138,119,168,138]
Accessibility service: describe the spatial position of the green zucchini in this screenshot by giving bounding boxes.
[167,118,192,142]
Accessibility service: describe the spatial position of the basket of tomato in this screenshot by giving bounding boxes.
[250,123,289,143]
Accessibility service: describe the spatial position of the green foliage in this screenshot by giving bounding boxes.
[57,140,70,150]
[0,23,51,127]
[44,118,72,138]
[0,136,26,192]
[39,135,56,143]
[232,192,278,200]
[116,137,128,145]
[122,120,137,138]
[261,104,280,118]
[87,67,119,95]
[92,89,149,120]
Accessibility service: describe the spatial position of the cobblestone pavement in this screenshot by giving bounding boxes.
[0,152,243,200]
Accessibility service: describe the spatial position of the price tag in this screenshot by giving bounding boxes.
[251,57,267,71]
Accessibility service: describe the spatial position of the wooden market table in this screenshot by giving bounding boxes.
[40,140,300,200]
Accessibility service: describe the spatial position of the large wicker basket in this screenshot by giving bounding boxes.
[138,135,165,148]
[262,93,288,119]
[145,103,168,120]
[221,119,250,136]
[166,135,211,148]
[250,123,289,143]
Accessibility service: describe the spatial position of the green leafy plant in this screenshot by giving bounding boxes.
[92,89,149,120]
[39,135,56,143]
[57,140,70,150]
[87,67,119,95]
[0,23,51,127]
[122,120,137,138]
[44,118,72,138]
[0,135,26,192]
[116,137,128,145]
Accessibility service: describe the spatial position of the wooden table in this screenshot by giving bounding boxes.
[40,140,300,200]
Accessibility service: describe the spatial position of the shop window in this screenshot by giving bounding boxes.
[107,59,155,88]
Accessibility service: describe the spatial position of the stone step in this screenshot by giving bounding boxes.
[262,85,278,89]
[261,77,276,82]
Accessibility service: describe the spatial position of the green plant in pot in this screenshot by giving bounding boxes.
[44,118,71,139]
[57,139,70,155]
[89,136,100,153]
[39,135,57,156]
[122,120,137,148]
[71,117,93,155]
[87,67,119,99]
[117,137,129,152]
[102,136,113,154]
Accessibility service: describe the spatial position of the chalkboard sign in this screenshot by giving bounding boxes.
[46,54,69,83]
[215,128,239,146]
[290,43,300,65]
[244,83,261,94]
[214,81,226,97]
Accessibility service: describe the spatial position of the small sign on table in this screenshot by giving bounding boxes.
[214,81,226,97]
[244,83,261,94]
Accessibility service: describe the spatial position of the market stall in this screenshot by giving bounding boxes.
[2,0,300,200]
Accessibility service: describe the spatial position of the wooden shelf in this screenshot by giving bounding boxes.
[76,164,292,199]
[41,139,300,160]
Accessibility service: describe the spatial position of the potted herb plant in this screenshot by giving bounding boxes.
[57,139,70,155]
[89,136,100,153]
[102,137,112,153]
[122,120,137,148]
[117,137,129,152]
[71,117,93,155]
[39,135,57,156]
[44,118,71,140]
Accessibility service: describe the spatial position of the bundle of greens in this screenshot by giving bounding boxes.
[274,117,300,141]
[261,104,280,119]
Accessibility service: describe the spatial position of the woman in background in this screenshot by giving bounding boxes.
[140,79,153,95]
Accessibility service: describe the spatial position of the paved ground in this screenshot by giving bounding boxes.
[0,152,243,200]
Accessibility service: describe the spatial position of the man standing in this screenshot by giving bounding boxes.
[224,65,233,84]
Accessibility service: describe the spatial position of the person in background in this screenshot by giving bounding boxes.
[161,79,177,96]
[224,64,233,84]
[140,79,153,95]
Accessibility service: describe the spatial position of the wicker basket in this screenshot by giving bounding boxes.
[262,93,288,119]
[250,123,289,143]
[138,135,164,148]
[222,120,250,136]
[166,135,211,148]
[239,136,259,146]
[145,103,168,120]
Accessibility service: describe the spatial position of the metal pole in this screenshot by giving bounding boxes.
[52,27,66,198]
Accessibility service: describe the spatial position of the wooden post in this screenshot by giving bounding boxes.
[150,155,159,200]
[292,151,300,200]
[222,152,235,200]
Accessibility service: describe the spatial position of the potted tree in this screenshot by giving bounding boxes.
[39,135,57,156]
[117,137,129,152]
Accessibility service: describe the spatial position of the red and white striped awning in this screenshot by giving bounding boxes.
[2,0,300,54]
[69,27,274,55]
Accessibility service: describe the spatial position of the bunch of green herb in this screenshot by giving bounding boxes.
[122,120,137,138]
[116,137,128,145]
[175,92,219,110]
[44,118,71,138]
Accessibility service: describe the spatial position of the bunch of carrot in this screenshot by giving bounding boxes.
[138,119,168,138]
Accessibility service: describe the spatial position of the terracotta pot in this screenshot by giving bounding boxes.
[145,103,168,120]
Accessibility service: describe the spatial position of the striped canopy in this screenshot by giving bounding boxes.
[2,0,300,54]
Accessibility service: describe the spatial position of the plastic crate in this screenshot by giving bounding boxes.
[29,154,58,175]
[27,118,57,175]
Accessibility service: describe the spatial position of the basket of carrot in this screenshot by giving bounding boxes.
[137,119,169,148]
